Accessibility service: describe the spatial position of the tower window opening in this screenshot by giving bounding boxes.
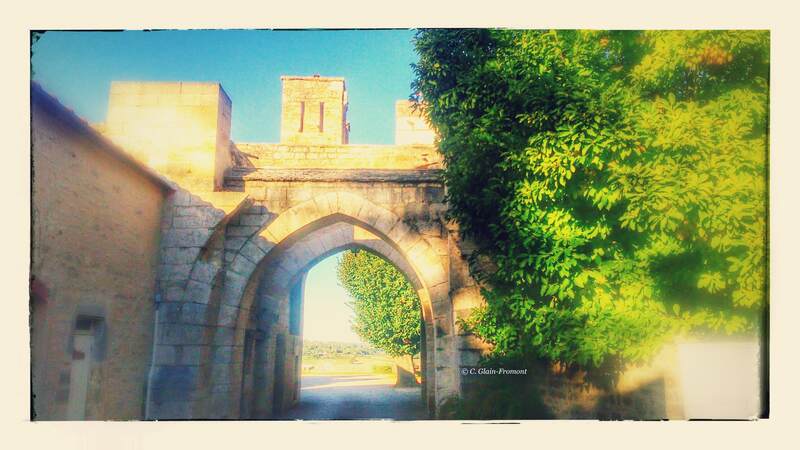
[319,102,324,132]
[299,101,305,132]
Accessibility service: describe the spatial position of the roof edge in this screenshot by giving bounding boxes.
[31,82,175,192]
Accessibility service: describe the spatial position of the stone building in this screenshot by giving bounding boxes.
[30,83,172,419]
[30,75,763,421]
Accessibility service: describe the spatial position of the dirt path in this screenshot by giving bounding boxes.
[275,375,428,421]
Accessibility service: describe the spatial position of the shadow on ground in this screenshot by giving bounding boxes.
[275,375,427,421]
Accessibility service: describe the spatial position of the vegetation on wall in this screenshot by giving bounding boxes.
[412,30,769,370]
[337,249,422,368]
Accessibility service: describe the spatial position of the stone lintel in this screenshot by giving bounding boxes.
[228,168,443,184]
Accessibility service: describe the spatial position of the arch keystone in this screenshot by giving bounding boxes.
[336,191,367,219]
[313,192,339,216]
[357,199,400,232]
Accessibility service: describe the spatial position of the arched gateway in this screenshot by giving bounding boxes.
[93,76,487,419]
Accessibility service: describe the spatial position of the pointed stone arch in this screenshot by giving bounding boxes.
[198,192,456,418]
[225,192,448,300]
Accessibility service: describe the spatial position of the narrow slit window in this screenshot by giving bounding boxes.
[299,101,305,132]
[318,102,324,132]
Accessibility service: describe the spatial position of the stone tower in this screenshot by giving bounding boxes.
[279,75,349,145]
[101,81,233,192]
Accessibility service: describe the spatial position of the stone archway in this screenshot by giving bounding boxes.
[147,189,473,420]
[207,192,453,418]
[233,220,435,419]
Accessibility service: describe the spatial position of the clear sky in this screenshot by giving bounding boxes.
[31,29,418,144]
[303,254,361,343]
[32,30,419,344]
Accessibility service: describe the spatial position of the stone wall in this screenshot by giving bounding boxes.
[534,345,685,419]
[146,188,250,419]
[236,142,442,170]
[30,84,171,420]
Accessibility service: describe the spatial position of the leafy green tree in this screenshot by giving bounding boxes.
[336,249,422,371]
[412,30,768,369]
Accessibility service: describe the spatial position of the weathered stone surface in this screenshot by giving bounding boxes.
[252,236,276,254]
[190,261,218,284]
[184,280,212,304]
[239,240,266,265]
[149,365,198,408]
[234,167,443,183]
[224,236,247,251]
[173,214,215,229]
[181,303,208,325]
[175,206,204,217]
[179,345,205,366]
[153,345,177,365]
[162,247,201,265]
[160,263,193,281]
[162,286,185,303]
[459,349,482,366]
[213,346,235,364]
[222,272,248,306]
[162,228,213,248]
[218,305,241,328]
[239,213,269,227]
[229,255,257,278]
[213,327,237,346]
[159,324,206,345]
[227,225,260,237]
[171,190,194,207]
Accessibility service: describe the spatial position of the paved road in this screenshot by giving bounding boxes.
[276,375,428,421]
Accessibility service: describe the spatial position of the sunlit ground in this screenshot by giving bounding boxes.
[300,374,395,391]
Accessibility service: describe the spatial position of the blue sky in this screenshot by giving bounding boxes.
[32,30,420,343]
[31,29,418,144]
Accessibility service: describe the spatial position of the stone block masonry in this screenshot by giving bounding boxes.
[100,81,234,192]
[280,76,348,145]
[236,143,442,170]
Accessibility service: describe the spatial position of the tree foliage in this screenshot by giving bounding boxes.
[336,249,422,359]
[412,30,768,368]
